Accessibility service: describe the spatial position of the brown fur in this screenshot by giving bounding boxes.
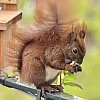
[7,0,87,89]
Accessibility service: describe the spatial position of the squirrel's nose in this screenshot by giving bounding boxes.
[75,58,83,64]
[78,59,83,64]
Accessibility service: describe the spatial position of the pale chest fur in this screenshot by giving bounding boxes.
[45,66,61,82]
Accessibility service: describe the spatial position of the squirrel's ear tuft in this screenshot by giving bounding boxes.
[75,20,87,39]
[79,21,87,39]
[67,32,77,43]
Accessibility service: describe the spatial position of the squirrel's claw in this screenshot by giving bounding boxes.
[41,85,63,94]
[73,65,82,73]
[41,85,59,94]
[50,85,64,92]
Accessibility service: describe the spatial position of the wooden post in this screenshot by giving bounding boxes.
[1,26,13,67]
[0,31,2,68]
[0,0,22,68]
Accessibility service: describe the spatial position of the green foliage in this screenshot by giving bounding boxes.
[63,71,76,82]
[64,82,83,90]
[61,71,83,90]
[19,0,28,9]
[7,72,13,77]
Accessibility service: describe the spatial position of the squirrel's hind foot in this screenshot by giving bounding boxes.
[49,85,64,92]
[41,85,63,94]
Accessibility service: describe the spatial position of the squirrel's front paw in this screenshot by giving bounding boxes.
[65,64,74,71]
[70,64,82,73]
[70,61,82,73]
[65,61,82,73]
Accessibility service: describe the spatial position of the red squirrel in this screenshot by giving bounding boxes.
[8,0,87,92]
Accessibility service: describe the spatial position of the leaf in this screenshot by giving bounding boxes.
[64,82,84,90]
[64,72,76,81]
[62,71,83,90]
[7,72,13,77]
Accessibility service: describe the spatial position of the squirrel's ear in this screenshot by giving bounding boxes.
[67,32,77,43]
[78,21,87,39]
[79,31,85,39]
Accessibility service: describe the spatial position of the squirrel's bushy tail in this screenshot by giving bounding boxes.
[7,26,42,71]
[7,0,58,71]
[7,29,32,71]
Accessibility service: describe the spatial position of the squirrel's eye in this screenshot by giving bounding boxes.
[72,48,78,54]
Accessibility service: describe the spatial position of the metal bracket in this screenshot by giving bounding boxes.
[36,89,42,100]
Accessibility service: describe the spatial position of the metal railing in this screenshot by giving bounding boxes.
[0,76,84,100]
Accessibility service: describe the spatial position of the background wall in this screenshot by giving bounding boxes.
[0,0,100,100]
